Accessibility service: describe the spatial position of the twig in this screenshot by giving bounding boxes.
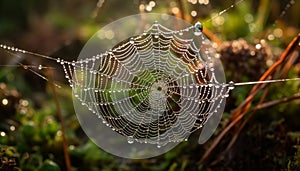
[218,94,300,164]
[279,51,299,78]
[232,34,300,119]
[256,34,300,82]
[211,36,300,164]
[46,69,72,171]
[252,94,300,111]
[200,33,300,164]
[199,85,264,163]
[203,28,222,47]
[176,0,186,20]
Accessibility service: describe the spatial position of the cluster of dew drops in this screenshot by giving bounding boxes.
[138,0,210,17]
[0,0,298,148]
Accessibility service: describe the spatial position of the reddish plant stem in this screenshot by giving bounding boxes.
[252,94,300,111]
[212,36,300,164]
[200,33,300,164]
[199,86,264,163]
[176,0,186,20]
[203,28,222,47]
[46,69,72,171]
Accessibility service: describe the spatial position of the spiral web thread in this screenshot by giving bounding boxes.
[53,22,232,147]
[0,2,298,152]
[0,22,233,147]
[1,21,298,148]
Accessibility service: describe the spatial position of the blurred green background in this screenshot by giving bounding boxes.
[0,0,299,170]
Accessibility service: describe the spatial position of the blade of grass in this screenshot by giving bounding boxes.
[254,0,270,33]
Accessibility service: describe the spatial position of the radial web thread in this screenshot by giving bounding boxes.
[59,22,233,147]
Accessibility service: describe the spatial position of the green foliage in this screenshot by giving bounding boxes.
[39,159,60,171]
[287,132,300,170]
[0,0,299,170]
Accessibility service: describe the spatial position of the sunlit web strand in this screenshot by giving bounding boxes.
[60,21,229,146]
[0,21,299,147]
[203,0,245,24]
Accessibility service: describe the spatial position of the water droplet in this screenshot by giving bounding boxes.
[0,131,6,137]
[224,94,229,97]
[2,98,8,105]
[228,81,235,90]
[10,125,15,131]
[56,58,61,63]
[127,136,134,144]
[179,31,183,36]
[291,0,295,4]
[38,65,42,70]
[194,22,203,36]
[191,10,197,17]
[129,38,134,44]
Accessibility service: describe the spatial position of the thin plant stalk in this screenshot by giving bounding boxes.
[46,69,72,171]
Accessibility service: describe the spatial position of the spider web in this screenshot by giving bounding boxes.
[60,19,232,148]
[0,1,298,159]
